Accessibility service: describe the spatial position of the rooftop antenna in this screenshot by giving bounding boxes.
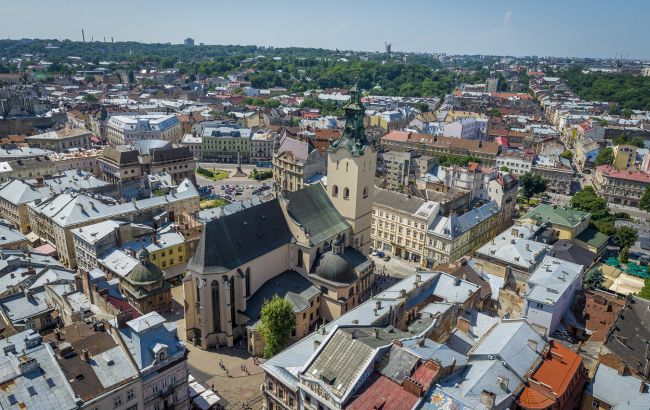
[82,29,85,43]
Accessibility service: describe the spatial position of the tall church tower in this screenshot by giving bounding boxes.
[326,84,376,254]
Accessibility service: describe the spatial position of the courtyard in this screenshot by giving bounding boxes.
[166,285,266,409]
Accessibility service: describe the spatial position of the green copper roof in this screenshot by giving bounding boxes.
[576,227,609,248]
[329,84,370,156]
[284,184,349,246]
[127,262,164,285]
[522,204,590,229]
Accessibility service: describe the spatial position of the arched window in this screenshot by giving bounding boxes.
[346,162,349,172]
[332,185,339,197]
[362,186,368,198]
[211,280,220,332]
[297,249,304,268]
[343,187,350,200]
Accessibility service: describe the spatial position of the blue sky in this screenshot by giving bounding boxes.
[1,0,649,59]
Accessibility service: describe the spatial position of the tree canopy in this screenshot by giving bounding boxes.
[570,186,615,235]
[615,226,638,249]
[583,268,604,290]
[639,187,650,212]
[259,295,296,358]
[594,147,614,166]
[519,173,548,203]
[560,66,650,111]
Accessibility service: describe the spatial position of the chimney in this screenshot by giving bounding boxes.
[415,274,421,284]
[372,328,379,338]
[376,301,382,310]
[480,390,496,410]
[456,316,471,335]
[313,340,321,351]
[525,243,530,251]
[81,348,91,361]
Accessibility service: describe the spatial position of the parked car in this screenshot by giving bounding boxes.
[372,251,385,257]
[383,255,391,261]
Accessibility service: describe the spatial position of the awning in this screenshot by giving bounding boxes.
[193,390,223,410]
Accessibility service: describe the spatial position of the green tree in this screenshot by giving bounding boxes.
[615,226,638,249]
[500,166,510,172]
[127,69,135,84]
[639,187,650,212]
[488,108,502,117]
[560,150,573,160]
[519,173,548,204]
[583,268,604,290]
[619,246,629,263]
[84,74,95,83]
[260,295,296,358]
[594,147,614,166]
[639,278,650,300]
[83,93,98,103]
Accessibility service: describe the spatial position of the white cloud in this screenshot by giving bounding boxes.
[503,10,512,27]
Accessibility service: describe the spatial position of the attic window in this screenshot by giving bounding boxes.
[8,395,17,405]
[27,386,37,396]
[46,378,55,388]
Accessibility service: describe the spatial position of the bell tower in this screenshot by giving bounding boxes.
[326,84,376,254]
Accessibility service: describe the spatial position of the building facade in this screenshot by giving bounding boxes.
[107,114,183,145]
[593,165,650,207]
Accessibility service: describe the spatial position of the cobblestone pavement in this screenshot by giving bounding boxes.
[166,286,265,409]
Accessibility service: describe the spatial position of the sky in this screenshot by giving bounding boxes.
[1,0,649,59]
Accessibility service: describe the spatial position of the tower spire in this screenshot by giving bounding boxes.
[330,82,369,156]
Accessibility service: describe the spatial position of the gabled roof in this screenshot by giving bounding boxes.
[187,199,293,274]
[284,184,348,246]
[0,179,49,205]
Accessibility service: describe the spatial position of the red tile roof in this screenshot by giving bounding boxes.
[518,341,585,410]
[411,363,438,387]
[346,373,419,410]
[597,165,650,183]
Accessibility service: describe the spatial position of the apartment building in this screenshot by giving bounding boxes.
[48,148,103,174]
[372,188,439,266]
[186,125,252,163]
[272,133,326,193]
[100,140,195,185]
[382,131,500,166]
[107,114,183,145]
[381,150,436,189]
[0,179,49,233]
[250,131,275,163]
[27,179,199,267]
[0,157,57,183]
[531,155,574,195]
[574,137,601,171]
[496,150,533,175]
[24,126,92,152]
[593,164,650,207]
[612,144,636,170]
[426,200,501,265]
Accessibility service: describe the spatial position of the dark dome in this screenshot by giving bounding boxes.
[127,262,164,285]
[312,251,357,284]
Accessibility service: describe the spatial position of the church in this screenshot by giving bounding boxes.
[183,85,378,350]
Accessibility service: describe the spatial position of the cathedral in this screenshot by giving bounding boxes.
[183,86,378,351]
